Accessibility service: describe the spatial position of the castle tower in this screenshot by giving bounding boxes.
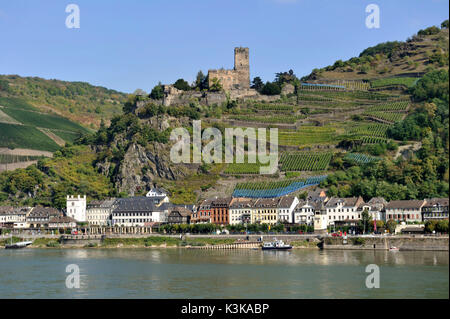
[234,47,250,89]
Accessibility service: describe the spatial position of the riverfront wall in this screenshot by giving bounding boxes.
[323,236,449,251]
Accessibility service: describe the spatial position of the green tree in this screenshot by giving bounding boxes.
[251,77,264,92]
[173,78,190,91]
[209,78,223,92]
[150,82,164,100]
[261,82,281,95]
[386,220,397,234]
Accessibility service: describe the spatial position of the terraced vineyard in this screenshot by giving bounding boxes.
[0,97,90,151]
[0,154,46,164]
[346,123,390,138]
[0,123,60,151]
[233,176,328,198]
[366,101,409,112]
[344,153,380,164]
[224,155,277,175]
[252,103,294,111]
[298,89,402,101]
[370,77,419,88]
[278,126,338,146]
[230,114,304,124]
[362,111,405,123]
[280,152,332,171]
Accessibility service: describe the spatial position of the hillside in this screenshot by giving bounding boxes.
[0,75,127,129]
[0,21,447,207]
[303,22,449,81]
[0,75,128,168]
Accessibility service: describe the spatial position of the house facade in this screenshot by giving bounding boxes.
[251,198,279,225]
[229,198,254,225]
[385,200,425,222]
[27,207,63,229]
[325,197,365,226]
[86,198,116,226]
[359,197,387,221]
[294,200,321,225]
[277,196,299,224]
[210,198,233,226]
[422,198,449,221]
[111,197,170,226]
[167,206,192,224]
[191,199,212,224]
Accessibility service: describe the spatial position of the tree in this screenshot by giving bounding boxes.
[194,71,208,90]
[275,69,297,86]
[209,78,223,92]
[360,209,371,234]
[251,77,264,92]
[441,19,449,29]
[261,82,281,95]
[173,78,191,91]
[150,82,164,100]
[386,220,397,234]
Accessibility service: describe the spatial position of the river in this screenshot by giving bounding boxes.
[0,248,448,298]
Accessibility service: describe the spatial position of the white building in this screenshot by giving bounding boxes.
[86,199,116,226]
[277,196,299,224]
[359,197,387,221]
[324,197,365,226]
[66,195,87,222]
[146,187,169,203]
[294,200,317,225]
[0,206,30,225]
[229,198,253,225]
[111,197,170,227]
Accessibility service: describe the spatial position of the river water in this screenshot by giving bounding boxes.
[0,248,447,298]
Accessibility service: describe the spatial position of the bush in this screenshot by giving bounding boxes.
[46,241,60,248]
[351,237,366,245]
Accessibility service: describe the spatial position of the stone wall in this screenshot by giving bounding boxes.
[323,235,449,251]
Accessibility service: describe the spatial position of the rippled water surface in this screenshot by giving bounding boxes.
[0,248,448,298]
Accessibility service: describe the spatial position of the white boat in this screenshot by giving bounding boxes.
[389,246,399,251]
[4,235,33,249]
[262,238,292,250]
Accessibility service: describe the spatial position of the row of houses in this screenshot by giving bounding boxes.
[0,206,77,230]
[1,186,448,232]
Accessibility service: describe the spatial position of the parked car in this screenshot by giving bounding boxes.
[331,232,342,237]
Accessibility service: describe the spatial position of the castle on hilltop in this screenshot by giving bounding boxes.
[155,47,280,107]
[208,47,250,91]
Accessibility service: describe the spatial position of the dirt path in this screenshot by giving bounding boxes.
[37,128,66,146]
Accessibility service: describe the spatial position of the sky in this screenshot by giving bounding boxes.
[0,0,448,93]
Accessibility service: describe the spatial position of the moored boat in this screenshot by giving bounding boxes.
[262,239,292,250]
[5,241,33,249]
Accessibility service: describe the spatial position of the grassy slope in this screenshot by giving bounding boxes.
[0,75,127,130]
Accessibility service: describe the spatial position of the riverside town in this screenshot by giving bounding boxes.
[0,1,448,303]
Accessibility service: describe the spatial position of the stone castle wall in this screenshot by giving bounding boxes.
[208,47,250,91]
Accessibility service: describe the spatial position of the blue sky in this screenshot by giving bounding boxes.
[0,0,448,93]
